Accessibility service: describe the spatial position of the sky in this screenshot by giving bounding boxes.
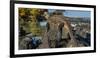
[48,9,91,18]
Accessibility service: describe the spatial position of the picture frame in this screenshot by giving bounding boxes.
[10,1,96,58]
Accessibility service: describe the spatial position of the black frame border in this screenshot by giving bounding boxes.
[10,1,96,58]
